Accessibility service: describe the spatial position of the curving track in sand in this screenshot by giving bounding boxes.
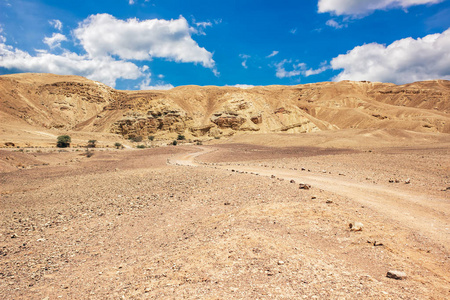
[169,147,450,253]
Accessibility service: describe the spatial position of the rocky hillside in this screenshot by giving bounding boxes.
[1,73,449,141]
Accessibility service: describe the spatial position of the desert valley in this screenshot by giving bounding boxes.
[0,73,449,299]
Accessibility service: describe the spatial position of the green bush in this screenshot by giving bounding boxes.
[85,148,94,158]
[114,142,122,149]
[129,135,143,142]
[57,135,71,148]
[177,134,186,141]
[87,140,97,148]
[136,145,146,149]
[148,135,155,141]
[172,140,178,146]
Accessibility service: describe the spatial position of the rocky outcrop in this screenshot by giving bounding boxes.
[110,101,193,138]
[211,112,246,129]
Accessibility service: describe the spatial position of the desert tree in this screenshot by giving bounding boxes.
[57,135,71,148]
[87,140,97,148]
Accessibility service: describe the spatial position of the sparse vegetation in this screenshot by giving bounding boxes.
[172,140,178,146]
[196,141,203,145]
[87,140,97,148]
[129,135,143,143]
[85,148,94,158]
[57,135,71,148]
[136,145,146,149]
[177,134,186,141]
[148,135,155,141]
[114,142,122,149]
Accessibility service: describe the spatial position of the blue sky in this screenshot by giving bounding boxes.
[1,0,449,90]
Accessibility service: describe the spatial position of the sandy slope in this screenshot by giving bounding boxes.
[1,74,449,148]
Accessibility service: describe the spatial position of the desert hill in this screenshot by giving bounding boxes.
[0,73,449,146]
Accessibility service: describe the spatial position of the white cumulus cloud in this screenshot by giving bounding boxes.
[331,28,450,83]
[43,33,67,48]
[318,0,443,16]
[193,21,213,35]
[267,51,279,58]
[229,84,254,89]
[139,78,174,90]
[326,19,345,29]
[49,19,63,31]
[275,60,328,79]
[0,36,142,87]
[240,54,250,69]
[74,14,216,70]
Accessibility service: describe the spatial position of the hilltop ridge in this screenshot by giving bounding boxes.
[1,73,449,146]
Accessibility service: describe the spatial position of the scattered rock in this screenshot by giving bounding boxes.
[349,222,363,231]
[290,180,295,183]
[405,178,411,184]
[326,199,333,204]
[367,240,383,246]
[277,260,285,265]
[386,270,407,280]
[299,183,311,190]
[271,175,276,179]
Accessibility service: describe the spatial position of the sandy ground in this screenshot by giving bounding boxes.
[0,143,449,299]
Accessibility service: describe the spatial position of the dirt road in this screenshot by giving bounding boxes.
[170,146,450,283]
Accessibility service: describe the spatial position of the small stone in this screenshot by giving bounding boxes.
[290,180,295,183]
[405,178,411,184]
[278,260,285,265]
[386,270,407,280]
[349,222,363,231]
[326,199,333,204]
[299,183,311,190]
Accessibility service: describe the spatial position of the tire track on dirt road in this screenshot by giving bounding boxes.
[169,147,450,253]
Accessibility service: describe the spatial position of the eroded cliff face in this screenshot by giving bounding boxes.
[1,74,449,140]
[110,99,193,138]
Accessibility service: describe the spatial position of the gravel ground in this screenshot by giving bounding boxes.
[0,145,449,299]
